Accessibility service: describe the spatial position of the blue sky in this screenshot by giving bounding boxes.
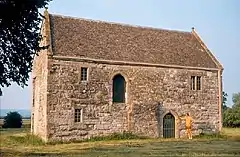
[0,0,239,109]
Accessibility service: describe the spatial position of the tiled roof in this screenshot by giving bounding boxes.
[49,14,219,69]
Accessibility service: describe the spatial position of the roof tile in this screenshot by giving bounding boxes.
[49,14,218,69]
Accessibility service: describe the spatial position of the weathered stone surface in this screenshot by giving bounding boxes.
[31,58,220,141]
[31,45,48,141]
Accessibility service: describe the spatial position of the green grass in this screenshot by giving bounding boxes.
[1,127,240,157]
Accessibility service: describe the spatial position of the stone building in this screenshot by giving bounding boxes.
[31,10,223,142]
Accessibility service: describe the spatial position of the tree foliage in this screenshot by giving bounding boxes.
[2,111,23,128]
[232,93,240,109]
[0,0,52,96]
[223,92,240,128]
[222,91,228,112]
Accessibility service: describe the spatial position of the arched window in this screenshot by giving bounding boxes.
[112,74,126,103]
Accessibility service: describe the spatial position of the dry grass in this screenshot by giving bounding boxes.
[0,127,240,157]
[222,128,240,137]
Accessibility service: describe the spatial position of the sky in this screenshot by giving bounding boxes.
[0,0,239,109]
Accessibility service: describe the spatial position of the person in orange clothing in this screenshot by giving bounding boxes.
[179,113,193,139]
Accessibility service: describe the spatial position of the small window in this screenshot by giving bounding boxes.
[196,76,201,90]
[81,67,88,81]
[191,76,195,90]
[74,109,83,123]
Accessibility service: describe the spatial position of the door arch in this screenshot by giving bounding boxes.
[163,113,175,138]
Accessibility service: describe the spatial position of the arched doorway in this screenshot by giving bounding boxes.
[163,113,175,138]
[112,74,126,103]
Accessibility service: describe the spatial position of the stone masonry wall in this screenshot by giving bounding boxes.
[130,68,219,138]
[31,50,48,141]
[31,19,49,141]
[46,60,128,141]
[45,58,220,142]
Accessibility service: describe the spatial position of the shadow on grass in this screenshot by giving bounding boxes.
[1,149,90,157]
[1,151,64,157]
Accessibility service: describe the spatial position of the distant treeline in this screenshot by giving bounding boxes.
[0,116,30,119]
[222,92,240,128]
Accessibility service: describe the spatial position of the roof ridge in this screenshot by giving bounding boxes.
[49,13,191,34]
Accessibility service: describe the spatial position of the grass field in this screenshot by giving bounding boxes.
[0,127,240,157]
